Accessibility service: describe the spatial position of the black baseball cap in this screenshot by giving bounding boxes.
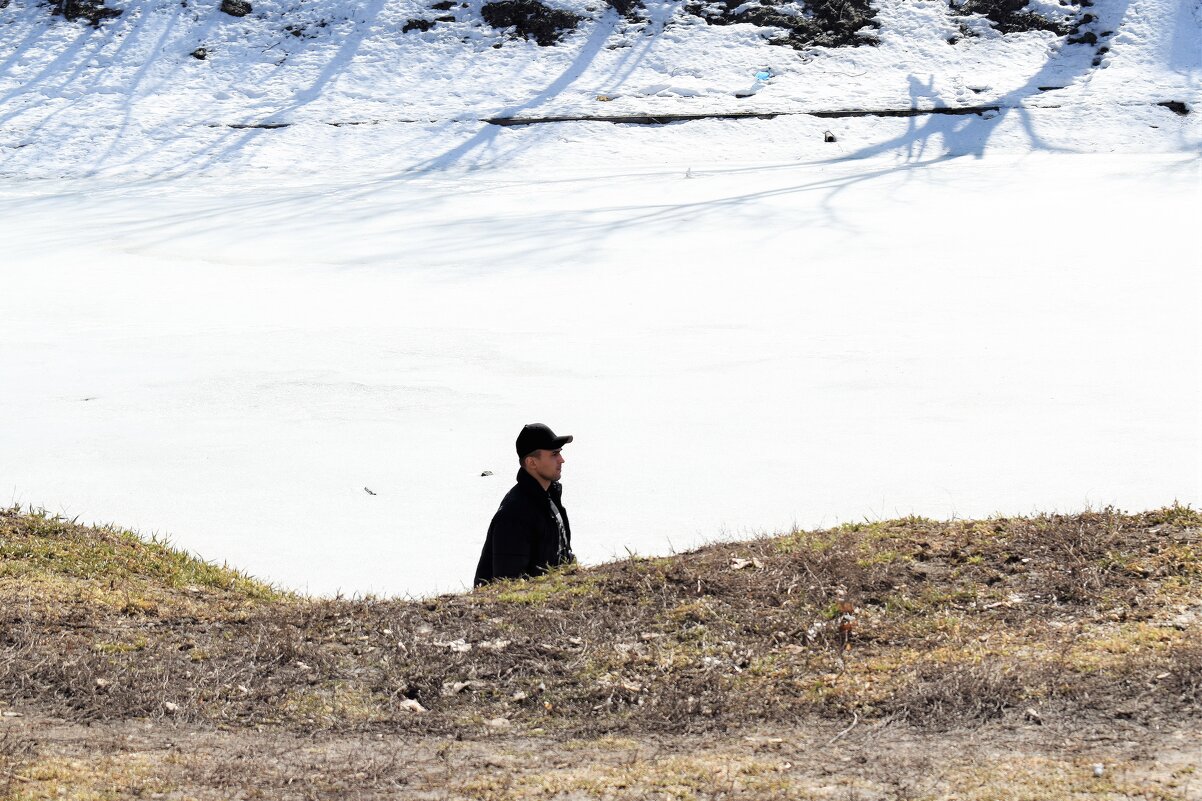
[516,423,573,458]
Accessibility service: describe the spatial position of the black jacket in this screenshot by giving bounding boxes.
[474,469,573,586]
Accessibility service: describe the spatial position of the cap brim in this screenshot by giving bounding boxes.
[553,435,574,448]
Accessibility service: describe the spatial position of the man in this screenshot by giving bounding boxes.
[474,423,575,587]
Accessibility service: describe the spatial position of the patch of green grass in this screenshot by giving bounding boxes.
[92,638,148,655]
[8,754,176,801]
[1068,623,1187,668]
[1149,502,1202,528]
[490,568,600,605]
[665,599,717,625]
[0,507,282,603]
[855,548,908,567]
[774,528,837,554]
[280,681,385,725]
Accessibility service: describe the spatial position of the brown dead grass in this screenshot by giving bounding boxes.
[1,503,1200,799]
[2,714,1199,801]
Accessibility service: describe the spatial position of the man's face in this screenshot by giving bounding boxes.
[527,448,565,483]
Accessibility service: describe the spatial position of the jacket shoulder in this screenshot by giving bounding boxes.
[493,482,539,524]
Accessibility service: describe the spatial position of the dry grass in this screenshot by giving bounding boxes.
[2,716,1198,800]
[1,503,1200,799]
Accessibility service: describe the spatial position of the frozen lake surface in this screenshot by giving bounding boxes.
[2,149,1198,596]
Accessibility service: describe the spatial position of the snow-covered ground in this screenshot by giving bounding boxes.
[1,0,1199,595]
[1,0,1199,175]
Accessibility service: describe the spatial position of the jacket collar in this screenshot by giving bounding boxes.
[515,468,561,500]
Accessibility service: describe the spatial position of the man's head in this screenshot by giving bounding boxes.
[516,423,573,487]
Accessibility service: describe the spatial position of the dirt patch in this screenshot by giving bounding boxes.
[487,111,781,125]
[50,0,122,27]
[284,18,330,38]
[685,0,880,50]
[481,0,581,46]
[1159,100,1191,116]
[219,0,251,17]
[484,106,999,126]
[606,0,646,19]
[951,0,1076,35]
[4,712,1200,800]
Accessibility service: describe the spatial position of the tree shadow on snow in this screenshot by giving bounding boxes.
[398,12,628,174]
[334,0,1138,236]
[84,2,191,172]
[0,0,396,177]
[474,0,1142,249]
[0,7,116,159]
[821,0,1133,170]
[0,1,221,175]
[172,0,392,175]
[1167,0,1202,72]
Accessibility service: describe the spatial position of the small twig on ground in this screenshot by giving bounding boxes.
[826,711,859,745]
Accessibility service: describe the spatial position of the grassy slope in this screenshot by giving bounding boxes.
[1,504,1200,800]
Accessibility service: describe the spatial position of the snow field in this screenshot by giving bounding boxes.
[0,0,1198,595]
[1,0,1198,178]
[2,152,1198,595]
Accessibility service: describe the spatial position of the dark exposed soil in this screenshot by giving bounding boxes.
[482,0,581,46]
[190,104,1002,130]
[485,105,1001,126]
[488,111,781,125]
[219,0,251,16]
[951,0,1076,35]
[1159,100,1191,115]
[606,0,646,19]
[686,0,881,50]
[35,0,1093,53]
[283,19,328,38]
[50,0,121,27]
